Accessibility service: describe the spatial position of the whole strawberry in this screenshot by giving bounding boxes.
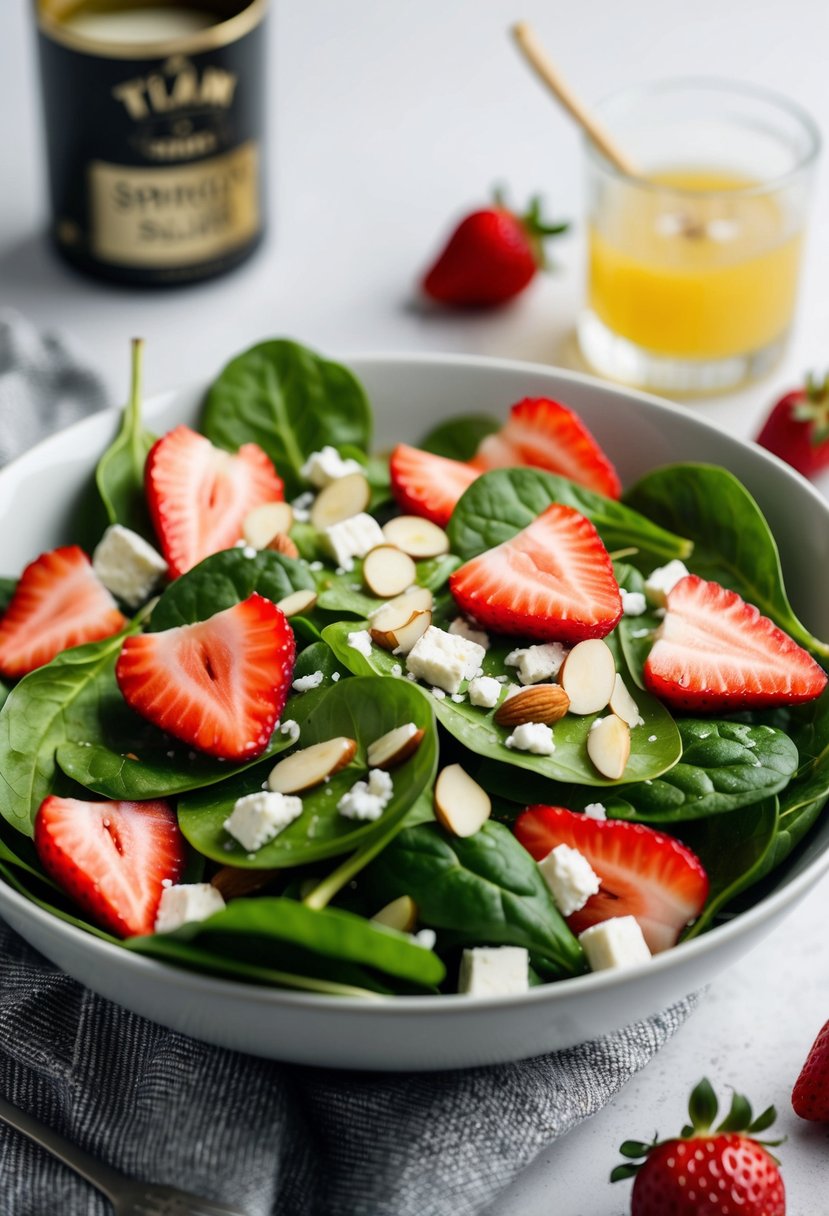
[755,372,829,479]
[611,1078,785,1216]
[792,1019,829,1121]
[421,192,568,308]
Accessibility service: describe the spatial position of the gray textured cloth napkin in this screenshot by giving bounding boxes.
[0,311,698,1215]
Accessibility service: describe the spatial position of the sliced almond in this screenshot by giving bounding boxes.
[211,866,276,900]
[268,532,300,559]
[434,764,491,838]
[559,639,616,715]
[371,894,418,933]
[242,501,294,549]
[362,545,417,599]
[310,472,370,531]
[609,673,642,729]
[369,587,433,629]
[494,683,570,727]
[268,737,357,794]
[370,608,431,654]
[587,713,631,780]
[367,722,425,770]
[276,588,318,618]
[382,515,450,559]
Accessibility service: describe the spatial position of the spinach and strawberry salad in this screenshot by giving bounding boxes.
[0,337,826,1000]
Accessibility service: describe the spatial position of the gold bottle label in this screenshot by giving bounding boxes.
[88,140,260,268]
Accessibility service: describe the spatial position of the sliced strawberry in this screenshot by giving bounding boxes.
[644,574,827,711]
[448,503,621,641]
[146,425,284,578]
[472,398,622,499]
[116,594,295,761]
[389,443,480,527]
[0,546,126,678]
[515,805,709,953]
[34,795,185,937]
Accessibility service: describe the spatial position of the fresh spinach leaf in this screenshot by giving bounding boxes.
[95,339,156,538]
[130,897,445,988]
[323,620,682,787]
[149,547,315,631]
[420,414,499,461]
[0,577,16,614]
[362,820,585,978]
[624,464,829,659]
[614,564,659,689]
[448,467,692,565]
[178,675,437,868]
[292,640,349,684]
[201,340,372,499]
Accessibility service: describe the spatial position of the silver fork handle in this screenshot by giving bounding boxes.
[0,1093,125,1202]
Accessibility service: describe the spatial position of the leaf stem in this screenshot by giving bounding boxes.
[128,337,145,463]
[303,829,394,911]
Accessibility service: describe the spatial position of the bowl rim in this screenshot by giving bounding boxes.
[0,349,827,1016]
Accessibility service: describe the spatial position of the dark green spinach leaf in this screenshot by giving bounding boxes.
[420,414,499,461]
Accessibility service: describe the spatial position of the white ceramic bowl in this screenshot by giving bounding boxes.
[0,354,827,1071]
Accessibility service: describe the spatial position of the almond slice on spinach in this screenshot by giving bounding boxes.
[178,674,437,869]
[447,467,692,566]
[624,463,829,660]
[361,820,585,979]
[201,339,372,500]
[95,339,156,540]
[315,554,460,618]
[148,547,315,632]
[323,620,681,787]
[128,896,445,989]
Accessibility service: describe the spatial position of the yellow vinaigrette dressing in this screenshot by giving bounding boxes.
[588,169,801,359]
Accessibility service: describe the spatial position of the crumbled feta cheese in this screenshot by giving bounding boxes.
[300,446,363,488]
[538,844,601,917]
[430,687,446,700]
[331,671,341,682]
[279,719,300,741]
[337,768,394,822]
[242,545,257,559]
[309,560,324,572]
[154,883,225,933]
[406,626,486,694]
[414,928,437,950]
[391,664,402,677]
[505,722,556,755]
[292,670,324,692]
[578,916,652,971]
[223,791,303,851]
[644,560,689,606]
[505,643,568,685]
[620,588,647,617]
[468,675,502,708]
[325,513,385,571]
[583,802,607,821]
[92,524,167,608]
[450,693,465,703]
[458,946,530,997]
[347,629,373,658]
[448,617,490,650]
[648,734,657,743]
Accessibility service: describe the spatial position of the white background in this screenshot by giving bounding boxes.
[1,1,828,1212]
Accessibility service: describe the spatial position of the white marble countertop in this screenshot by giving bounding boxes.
[1,1,827,1211]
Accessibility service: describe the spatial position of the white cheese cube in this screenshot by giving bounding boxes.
[458,946,530,997]
[643,560,690,607]
[505,721,556,755]
[505,642,567,685]
[324,513,385,571]
[92,524,167,608]
[223,791,303,852]
[538,844,601,916]
[578,916,652,971]
[468,675,502,708]
[620,588,647,617]
[405,626,486,694]
[300,446,363,488]
[154,883,225,933]
[448,617,490,650]
[338,768,394,822]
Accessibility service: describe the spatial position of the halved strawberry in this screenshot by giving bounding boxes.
[0,546,126,678]
[514,805,709,953]
[389,443,480,527]
[471,398,622,499]
[146,425,284,578]
[116,594,295,760]
[34,795,185,938]
[644,574,827,711]
[448,503,622,641]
